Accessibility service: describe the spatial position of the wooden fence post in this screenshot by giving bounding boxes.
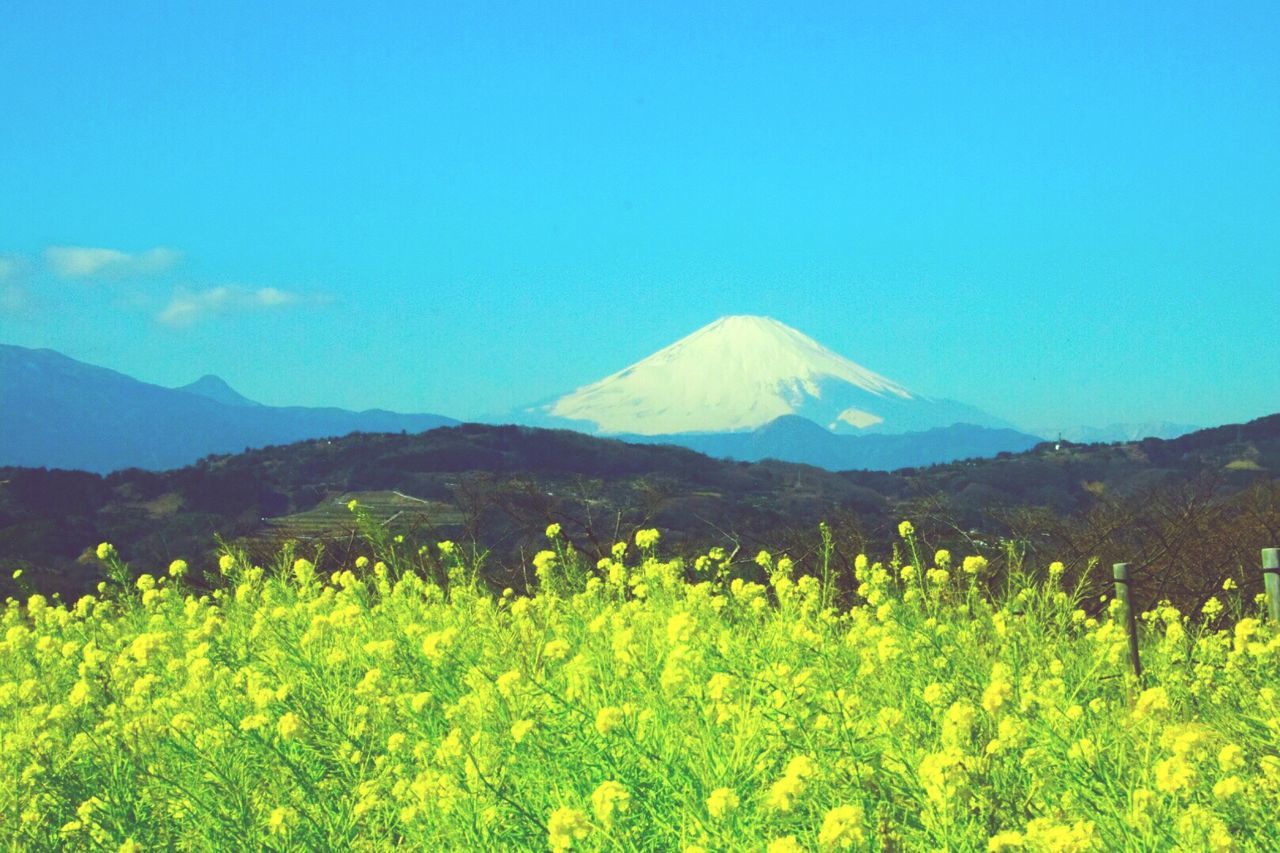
[1264,548,1280,623]
[1113,562,1143,679]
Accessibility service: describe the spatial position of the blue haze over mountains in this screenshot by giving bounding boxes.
[0,345,457,473]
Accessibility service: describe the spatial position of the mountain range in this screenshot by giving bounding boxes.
[0,345,457,473]
[0,317,1214,473]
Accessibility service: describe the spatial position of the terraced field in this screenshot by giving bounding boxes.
[264,490,464,540]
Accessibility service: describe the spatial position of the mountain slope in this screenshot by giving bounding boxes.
[0,345,457,473]
[521,315,1006,436]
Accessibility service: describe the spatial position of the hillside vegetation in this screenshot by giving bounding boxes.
[4,522,1279,850]
[2,416,1277,614]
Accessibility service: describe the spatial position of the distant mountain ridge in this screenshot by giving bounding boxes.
[1032,422,1202,444]
[0,332,1203,476]
[631,416,1043,470]
[0,345,457,473]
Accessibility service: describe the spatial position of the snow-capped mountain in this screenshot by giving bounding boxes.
[520,315,1006,436]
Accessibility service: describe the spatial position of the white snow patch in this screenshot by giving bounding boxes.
[832,407,885,429]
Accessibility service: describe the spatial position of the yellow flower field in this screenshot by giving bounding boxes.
[3,522,1279,851]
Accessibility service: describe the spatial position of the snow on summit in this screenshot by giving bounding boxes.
[539,315,996,436]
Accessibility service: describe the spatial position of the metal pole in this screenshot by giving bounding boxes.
[1263,549,1280,623]
[1113,562,1143,679]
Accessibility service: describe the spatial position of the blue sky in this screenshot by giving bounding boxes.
[1,1,1277,431]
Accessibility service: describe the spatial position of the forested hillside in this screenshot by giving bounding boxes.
[2,415,1276,608]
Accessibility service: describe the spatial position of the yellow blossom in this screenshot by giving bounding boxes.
[706,787,739,819]
[988,831,1024,851]
[1133,686,1171,721]
[267,806,296,835]
[818,804,866,848]
[547,807,590,851]
[591,781,630,827]
[1218,743,1245,772]
[511,720,534,743]
[595,706,625,736]
[634,528,660,550]
[982,664,1014,715]
[1214,776,1244,800]
[277,712,301,740]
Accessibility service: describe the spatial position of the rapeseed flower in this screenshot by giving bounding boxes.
[277,712,301,740]
[267,807,296,835]
[510,719,534,743]
[706,787,739,819]
[590,781,630,827]
[1218,743,1245,772]
[1214,776,1244,800]
[547,807,590,851]
[1022,819,1096,852]
[634,528,660,550]
[1133,686,1171,720]
[10,524,1280,849]
[817,804,865,848]
[987,830,1023,851]
[982,663,1013,715]
[421,627,458,663]
[766,755,815,811]
[595,706,625,736]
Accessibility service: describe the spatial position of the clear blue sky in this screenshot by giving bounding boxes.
[1,1,1276,431]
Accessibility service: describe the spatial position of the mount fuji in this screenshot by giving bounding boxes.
[512,316,1040,470]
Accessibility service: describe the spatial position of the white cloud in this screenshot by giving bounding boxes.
[156,286,309,327]
[45,245,181,278]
